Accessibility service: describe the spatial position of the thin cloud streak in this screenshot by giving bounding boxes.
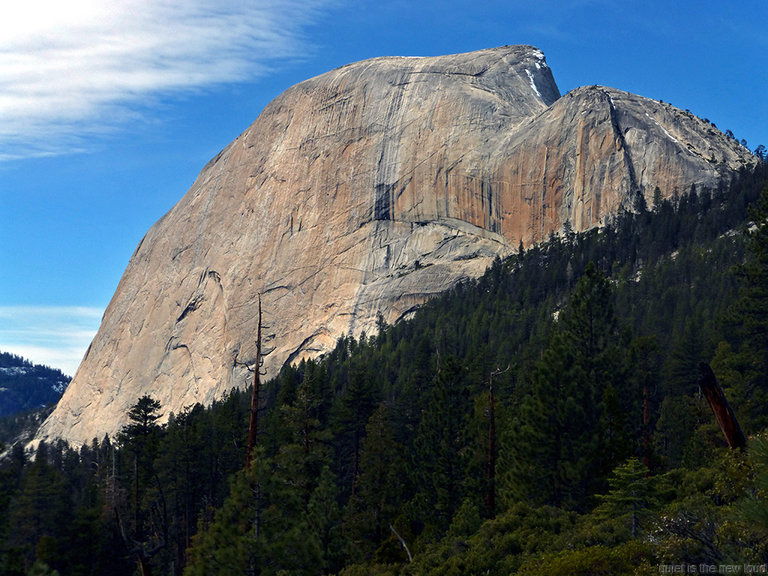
[0,306,103,376]
[0,0,332,160]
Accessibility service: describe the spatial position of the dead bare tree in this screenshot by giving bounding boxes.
[389,524,413,563]
[698,363,747,450]
[246,294,263,471]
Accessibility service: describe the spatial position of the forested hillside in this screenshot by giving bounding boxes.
[1,164,767,575]
[0,353,69,419]
[0,353,70,452]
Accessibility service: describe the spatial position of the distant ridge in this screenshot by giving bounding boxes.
[0,351,69,418]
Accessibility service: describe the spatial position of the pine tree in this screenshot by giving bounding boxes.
[307,465,345,573]
[410,355,469,531]
[735,436,768,559]
[501,328,592,509]
[500,264,637,511]
[183,460,263,576]
[345,403,405,559]
[5,443,72,573]
[277,369,333,504]
[331,361,378,497]
[722,183,768,429]
[593,457,659,538]
[116,395,167,573]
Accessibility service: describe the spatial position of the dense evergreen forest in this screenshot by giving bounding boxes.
[0,353,70,453]
[2,164,768,575]
[0,353,69,419]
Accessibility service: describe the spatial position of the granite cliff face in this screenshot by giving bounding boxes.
[36,46,757,446]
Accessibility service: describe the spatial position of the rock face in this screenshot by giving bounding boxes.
[36,45,756,446]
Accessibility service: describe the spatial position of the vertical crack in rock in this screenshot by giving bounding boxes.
[603,89,640,201]
[373,74,411,222]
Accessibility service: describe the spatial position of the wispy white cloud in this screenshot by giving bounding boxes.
[0,0,332,160]
[0,306,103,376]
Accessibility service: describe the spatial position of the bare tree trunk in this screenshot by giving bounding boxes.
[698,363,747,449]
[137,555,152,576]
[246,294,263,470]
[389,524,412,563]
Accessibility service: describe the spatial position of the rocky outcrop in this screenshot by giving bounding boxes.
[489,85,753,244]
[35,45,757,446]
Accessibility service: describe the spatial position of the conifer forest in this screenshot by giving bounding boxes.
[2,164,768,575]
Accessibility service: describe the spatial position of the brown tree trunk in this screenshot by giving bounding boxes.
[246,294,262,470]
[698,363,747,449]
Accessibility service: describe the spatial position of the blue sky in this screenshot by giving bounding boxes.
[1,0,766,375]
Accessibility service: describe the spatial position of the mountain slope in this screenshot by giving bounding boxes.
[35,45,758,446]
[0,352,69,418]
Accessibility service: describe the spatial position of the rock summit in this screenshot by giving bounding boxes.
[36,46,757,446]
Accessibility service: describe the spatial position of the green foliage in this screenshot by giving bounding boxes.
[408,502,577,575]
[308,466,345,573]
[714,183,768,431]
[184,466,261,575]
[515,540,656,576]
[1,168,768,574]
[733,436,768,559]
[592,458,660,539]
[3,443,72,574]
[501,264,637,510]
[344,402,405,559]
[27,560,61,576]
[409,355,469,531]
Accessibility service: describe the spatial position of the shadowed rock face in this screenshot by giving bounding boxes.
[36,45,756,446]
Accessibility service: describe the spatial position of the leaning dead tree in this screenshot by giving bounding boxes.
[389,524,413,563]
[698,362,747,450]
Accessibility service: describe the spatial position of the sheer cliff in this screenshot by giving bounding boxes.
[35,45,757,446]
